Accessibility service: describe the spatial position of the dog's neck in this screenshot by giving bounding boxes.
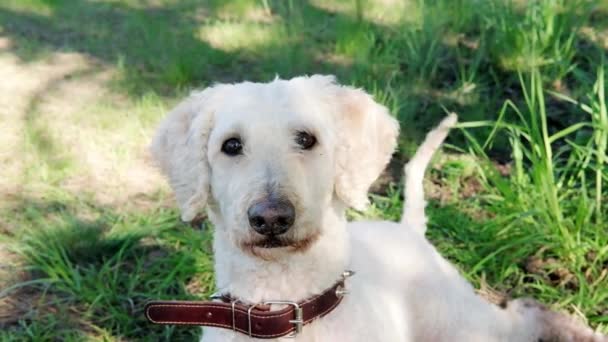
[210,203,349,304]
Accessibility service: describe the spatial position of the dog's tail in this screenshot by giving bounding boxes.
[401,113,457,235]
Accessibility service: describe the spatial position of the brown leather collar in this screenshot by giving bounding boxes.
[145,271,353,339]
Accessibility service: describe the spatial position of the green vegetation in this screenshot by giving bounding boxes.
[1,0,607,340]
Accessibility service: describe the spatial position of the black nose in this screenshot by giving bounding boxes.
[247,198,295,236]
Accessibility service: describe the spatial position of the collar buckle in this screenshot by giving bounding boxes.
[247,301,303,338]
[206,270,355,338]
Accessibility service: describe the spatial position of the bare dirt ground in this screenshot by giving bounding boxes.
[0,37,167,209]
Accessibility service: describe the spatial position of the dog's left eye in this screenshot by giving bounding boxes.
[221,138,243,156]
[295,131,317,150]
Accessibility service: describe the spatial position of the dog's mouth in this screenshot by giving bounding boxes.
[241,231,321,257]
[254,236,291,249]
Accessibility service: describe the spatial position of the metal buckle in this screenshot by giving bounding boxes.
[222,270,355,338]
[247,301,303,338]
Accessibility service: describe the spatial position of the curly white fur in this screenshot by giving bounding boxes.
[151,75,606,342]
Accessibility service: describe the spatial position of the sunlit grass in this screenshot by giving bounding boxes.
[199,21,287,53]
[309,0,417,26]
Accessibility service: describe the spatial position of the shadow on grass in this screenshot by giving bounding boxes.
[0,0,509,148]
[1,0,606,156]
[0,0,240,95]
[1,195,214,341]
[0,0,361,95]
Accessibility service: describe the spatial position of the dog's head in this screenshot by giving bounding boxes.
[151,75,398,258]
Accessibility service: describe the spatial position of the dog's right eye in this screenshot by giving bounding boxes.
[221,138,243,156]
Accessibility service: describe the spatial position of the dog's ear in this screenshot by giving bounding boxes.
[314,75,399,210]
[150,86,224,222]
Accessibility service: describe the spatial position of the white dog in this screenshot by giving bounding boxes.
[150,75,605,341]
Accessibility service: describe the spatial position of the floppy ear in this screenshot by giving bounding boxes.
[150,87,223,221]
[314,76,400,210]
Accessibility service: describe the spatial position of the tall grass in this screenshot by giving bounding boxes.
[2,198,215,340]
[486,0,586,79]
[462,65,607,264]
[450,66,607,328]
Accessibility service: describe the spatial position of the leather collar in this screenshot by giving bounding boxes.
[145,271,354,339]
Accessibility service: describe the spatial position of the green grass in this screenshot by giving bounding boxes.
[1,0,607,340]
[455,65,608,324]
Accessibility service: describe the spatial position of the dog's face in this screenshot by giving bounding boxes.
[206,81,336,256]
[151,76,398,258]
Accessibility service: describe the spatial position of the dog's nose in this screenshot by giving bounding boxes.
[248,198,295,236]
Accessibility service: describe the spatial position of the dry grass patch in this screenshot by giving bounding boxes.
[0,45,169,210]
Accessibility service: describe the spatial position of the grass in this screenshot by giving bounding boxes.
[0,0,607,340]
[455,66,608,323]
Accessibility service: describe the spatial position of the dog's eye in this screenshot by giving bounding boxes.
[295,131,317,150]
[221,138,243,156]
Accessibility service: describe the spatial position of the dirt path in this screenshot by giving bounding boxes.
[0,37,171,324]
[0,37,167,210]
